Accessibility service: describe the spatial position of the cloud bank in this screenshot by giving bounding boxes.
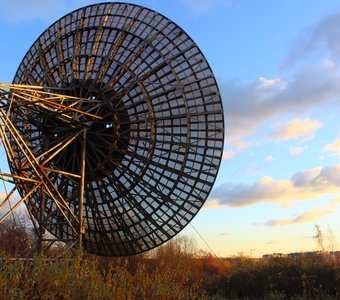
[265,198,340,226]
[222,61,340,140]
[282,12,340,70]
[223,12,340,144]
[208,165,340,208]
[289,145,308,156]
[271,118,322,142]
[324,138,340,156]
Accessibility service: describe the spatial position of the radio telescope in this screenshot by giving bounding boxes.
[0,2,224,256]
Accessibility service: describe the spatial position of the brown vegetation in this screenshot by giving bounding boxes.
[0,213,34,256]
[0,216,339,299]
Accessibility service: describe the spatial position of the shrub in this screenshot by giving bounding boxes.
[0,255,205,299]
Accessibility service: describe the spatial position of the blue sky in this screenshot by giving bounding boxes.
[0,0,340,257]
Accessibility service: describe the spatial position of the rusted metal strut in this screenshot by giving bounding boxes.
[0,83,102,253]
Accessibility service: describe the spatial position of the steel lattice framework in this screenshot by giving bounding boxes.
[0,2,224,256]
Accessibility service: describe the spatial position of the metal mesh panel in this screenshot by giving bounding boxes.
[10,2,224,256]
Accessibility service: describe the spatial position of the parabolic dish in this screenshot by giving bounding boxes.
[9,2,224,256]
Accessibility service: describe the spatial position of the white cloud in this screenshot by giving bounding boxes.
[258,77,286,89]
[324,138,340,156]
[271,118,322,141]
[228,139,250,151]
[291,167,322,187]
[221,62,340,141]
[265,156,273,162]
[265,200,339,226]
[323,59,336,68]
[265,240,278,245]
[223,137,251,159]
[289,145,308,156]
[208,165,340,207]
[222,151,234,160]
[203,199,221,209]
[222,12,340,142]
[292,165,340,187]
[282,12,340,70]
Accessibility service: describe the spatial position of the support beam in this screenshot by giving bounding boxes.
[78,128,87,253]
[37,188,46,255]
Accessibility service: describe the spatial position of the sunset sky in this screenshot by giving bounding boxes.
[0,0,339,257]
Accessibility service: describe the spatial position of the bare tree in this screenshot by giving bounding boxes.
[0,211,34,257]
[327,225,337,253]
[314,224,325,252]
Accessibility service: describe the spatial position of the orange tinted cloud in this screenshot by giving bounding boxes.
[289,145,308,155]
[265,156,274,162]
[324,138,340,156]
[272,118,322,141]
[208,165,340,207]
[265,200,339,226]
[222,151,234,160]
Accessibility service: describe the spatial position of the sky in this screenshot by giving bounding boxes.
[0,0,340,257]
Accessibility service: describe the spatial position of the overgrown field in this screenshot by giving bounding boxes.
[0,255,202,299]
[0,218,339,299]
[0,252,339,299]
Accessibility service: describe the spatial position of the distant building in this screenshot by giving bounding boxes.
[262,250,340,260]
